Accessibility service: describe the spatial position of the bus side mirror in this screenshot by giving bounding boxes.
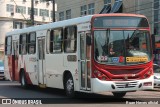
[86,34,91,46]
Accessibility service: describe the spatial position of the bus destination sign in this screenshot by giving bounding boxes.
[93,16,149,28]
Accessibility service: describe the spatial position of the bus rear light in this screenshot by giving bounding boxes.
[143,82,152,86]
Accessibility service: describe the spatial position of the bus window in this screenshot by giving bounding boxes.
[28,32,36,54]
[5,36,12,55]
[64,26,77,53]
[50,28,63,53]
[46,30,50,54]
[19,34,27,55]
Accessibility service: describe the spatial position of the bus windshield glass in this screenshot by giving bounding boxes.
[94,30,152,65]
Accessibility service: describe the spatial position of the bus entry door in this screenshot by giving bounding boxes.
[78,32,91,91]
[12,40,18,81]
[37,37,46,87]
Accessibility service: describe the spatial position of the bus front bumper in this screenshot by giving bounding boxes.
[91,75,154,93]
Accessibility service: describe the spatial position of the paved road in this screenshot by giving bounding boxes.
[0,80,160,106]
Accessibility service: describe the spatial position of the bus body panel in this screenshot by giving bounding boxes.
[91,75,154,93]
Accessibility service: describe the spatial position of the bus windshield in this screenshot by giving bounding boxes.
[94,30,152,65]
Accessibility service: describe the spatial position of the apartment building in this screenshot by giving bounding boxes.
[0,0,56,59]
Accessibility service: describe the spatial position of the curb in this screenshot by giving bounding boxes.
[144,88,160,92]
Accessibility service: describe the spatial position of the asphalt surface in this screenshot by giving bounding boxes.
[0,80,159,106]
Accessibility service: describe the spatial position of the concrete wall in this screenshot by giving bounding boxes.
[0,21,13,45]
[56,0,104,19]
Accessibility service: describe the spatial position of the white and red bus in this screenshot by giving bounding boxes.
[4,14,153,97]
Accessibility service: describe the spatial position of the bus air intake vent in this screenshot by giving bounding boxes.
[107,69,143,75]
[115,81,138,88]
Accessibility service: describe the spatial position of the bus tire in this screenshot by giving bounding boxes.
[64,74,75,98]
[112,92,126,98]
[20,71,28,88]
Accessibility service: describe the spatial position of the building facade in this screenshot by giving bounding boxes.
[55,0,159,35]
[0,0,56,59]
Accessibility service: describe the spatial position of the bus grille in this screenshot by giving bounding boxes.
[107,69,142,75]
[115,81,138,88]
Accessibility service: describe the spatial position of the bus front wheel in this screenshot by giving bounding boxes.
[112,92,126,98]
[64,74,75,98]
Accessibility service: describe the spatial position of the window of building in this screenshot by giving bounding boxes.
[16,6,26,14]
[66,9,71,19]
[28,7,38,16]
[40,9,49,17]
[5,36,12,55]
[50,11,53,18]
[6,4,14,12]
[110,0,122,13]
[88,3,95,15]
[50,28,63,53]
[100,0,111,14]
[104,0,111,5]
[59,12,64,21]
[19,34,27,55]
[50,11,57,21]
[28,32,36,54]
[154,0,159,9]
[13,21,23,29]
[81,5,87,16]
[154,9,159,22]
[64,26,77,53]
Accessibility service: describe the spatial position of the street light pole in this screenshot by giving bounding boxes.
[52,0,55,22]
[31,0,34,25]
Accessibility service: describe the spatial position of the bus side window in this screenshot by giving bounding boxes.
[50,28,63,53]
[64,25,77,53]
[28,32,36,54]
[19,34,27,55]
[86,33,91,60]
[46,30,50,54]
[50,30,54,53]
[5,36,12,55]
[86,33,91,46]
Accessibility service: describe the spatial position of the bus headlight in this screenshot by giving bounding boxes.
[94,70,109,81]
[143,69,153,79]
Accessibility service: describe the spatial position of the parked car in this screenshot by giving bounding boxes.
[153,64,160,87]
[0,60,4,80]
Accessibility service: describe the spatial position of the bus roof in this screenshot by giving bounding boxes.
[6,13,147,36]
[93,13,147,18]
[6,15,93,36]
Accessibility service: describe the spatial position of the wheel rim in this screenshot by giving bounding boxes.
[66,78,74,94]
